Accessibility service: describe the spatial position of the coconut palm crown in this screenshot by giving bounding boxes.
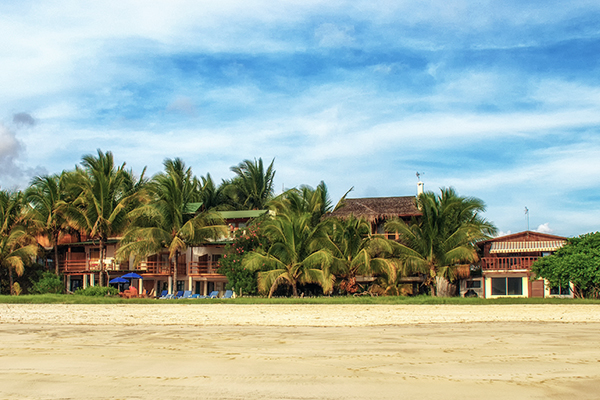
[385,187,497,297]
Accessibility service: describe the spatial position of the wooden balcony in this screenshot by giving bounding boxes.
[188,261,222,275]
[59,259,119,273]
[481,256,538,271]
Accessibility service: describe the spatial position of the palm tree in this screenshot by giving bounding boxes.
[228,158,275,210]
[271,181,352,227]
[385,188,497,297]
[25,173,70,275]
[328,215,399,294]
[0,190,38,294]
[199,173,231,211]
[116,158,227,293]
[243,212,334,297]
[60,150,137,286]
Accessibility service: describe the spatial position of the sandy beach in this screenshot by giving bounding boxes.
[1,304,599,399]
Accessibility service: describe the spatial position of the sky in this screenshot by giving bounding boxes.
[1,1,599,237]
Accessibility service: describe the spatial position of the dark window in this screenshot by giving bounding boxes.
[550,285,571,295]
[491,278,506,296]
[507,277,523,295]
[492,277,523,296]
[176,280,185,292]
[466,280,481,289]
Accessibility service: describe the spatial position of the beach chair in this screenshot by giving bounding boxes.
[158,290,169,299]
[208,290,219,299]
[222,290,233,299]
[180,290,192,299]
[174,291,184,299]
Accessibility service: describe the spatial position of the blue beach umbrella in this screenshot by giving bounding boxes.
[109,277,128,284]
[121,272,143,279]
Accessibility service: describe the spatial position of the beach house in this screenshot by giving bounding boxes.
[464,231,570,298]
[54,209,269,296]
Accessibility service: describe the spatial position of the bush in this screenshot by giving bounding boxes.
[75,286,118,297]
[31,272,64,294]
[218,223,268,295]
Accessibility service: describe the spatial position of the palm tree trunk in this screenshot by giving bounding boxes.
[172,251,178,294]
[53,232,60,276]
[99,238,105,286]
[434,276,455,297]
[8,268,14,295]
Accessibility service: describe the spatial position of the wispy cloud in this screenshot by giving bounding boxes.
[1,0,600,236]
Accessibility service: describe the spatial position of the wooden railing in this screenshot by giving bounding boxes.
[60,259,222,276]
[59,259,118,273]
[481,256,538,271]
[188,261,221,275]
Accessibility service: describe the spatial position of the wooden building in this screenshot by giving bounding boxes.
[470,231,569,298]
[53,210,268,296]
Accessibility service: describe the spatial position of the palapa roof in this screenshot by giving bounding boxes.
[326,196,421,222]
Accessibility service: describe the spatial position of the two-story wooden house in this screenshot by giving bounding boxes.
[464,231,569,298]
[55,209,269,296]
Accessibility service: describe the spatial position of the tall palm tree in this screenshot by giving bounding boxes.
[228,158,275,210]
[0,190,38,294]
[25,173,70,275]
[385,188,497,297]
[271,181,352,227]
[199,173,231,211]
[60,150,137,286]
[243,212,334,297]
[328,215,399,294]
[116,158,227,293]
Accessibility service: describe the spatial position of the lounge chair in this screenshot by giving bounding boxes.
[180,290,192,299]
[222,290,233,299]
[208,290,219,299]
[158,290,169,299]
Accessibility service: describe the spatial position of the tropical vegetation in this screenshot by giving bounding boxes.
[8,148,576,300]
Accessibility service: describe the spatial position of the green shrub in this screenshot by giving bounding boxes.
[31,272,64,294]
[75,286,118,297]
[218,223,268,295]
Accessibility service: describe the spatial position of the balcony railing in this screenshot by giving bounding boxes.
[60,259,223,277]
[59,259,120,273]
[188,261,220,275]
[481,256,538,271]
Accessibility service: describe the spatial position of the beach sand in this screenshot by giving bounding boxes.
[1,304,599,399]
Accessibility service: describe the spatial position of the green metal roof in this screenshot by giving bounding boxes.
[219,210,269,219]
[184,202,203,214]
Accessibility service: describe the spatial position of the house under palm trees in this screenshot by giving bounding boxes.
[54,209,269,295]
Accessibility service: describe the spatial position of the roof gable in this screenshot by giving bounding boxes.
[481,230,567,244]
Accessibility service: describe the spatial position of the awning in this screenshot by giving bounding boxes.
[490,240,566,254]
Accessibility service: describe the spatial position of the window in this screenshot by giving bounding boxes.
[491,277,523,296]
[466,280,481,289]
[550,285,570,295]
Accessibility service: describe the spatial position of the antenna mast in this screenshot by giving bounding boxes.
[524,207,530,231]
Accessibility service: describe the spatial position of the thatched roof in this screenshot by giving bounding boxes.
[326,196,421,223]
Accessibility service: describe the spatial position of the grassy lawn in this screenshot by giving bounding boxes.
[0,294,599,305]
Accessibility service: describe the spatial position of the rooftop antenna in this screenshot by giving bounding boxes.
[524,207,530,231]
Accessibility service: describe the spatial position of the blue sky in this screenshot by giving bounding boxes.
[1,1,600,237]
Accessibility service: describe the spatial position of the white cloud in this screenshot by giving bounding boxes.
[535,223,553,234]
